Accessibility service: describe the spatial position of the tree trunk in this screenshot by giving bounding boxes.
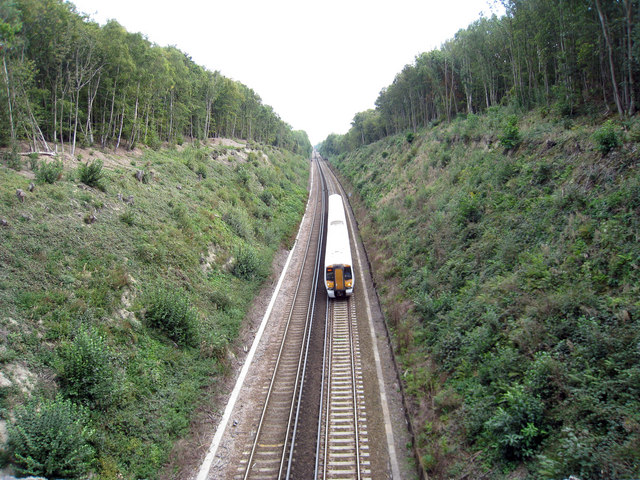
[115,93,126,150]
[129,82,140,149]
[623,0,635,115]
[2,55,15,141]
[595,0,624,116]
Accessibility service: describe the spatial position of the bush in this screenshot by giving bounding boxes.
[35,159,64,184]
[7,396,95,478]
[78,159,105,190]
[195,163,207,178]
[232,245,267,281]
[406,132,415,143]
[28,152,39,170]
[144,286,199,347]
[499,115,521,149]
[3,143,21,170]
[223,208,252,240]
[119,209,135,226]
[593,120,621,154]
[57,326,117,408]
[483,384,545,460]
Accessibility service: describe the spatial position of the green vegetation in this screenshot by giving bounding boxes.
[0,0,312,156]
[319,3,640,474]
[8,396,95,478]
[0,142,309,478]
[35,159,63,184]
[319,0,638,157]
[56,325,118,408]
[143,285,200,348]
[329,110,640,478]
[78,159,106,190]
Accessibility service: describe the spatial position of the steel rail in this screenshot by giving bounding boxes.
[285,160,330,478]
[242,160,326,480]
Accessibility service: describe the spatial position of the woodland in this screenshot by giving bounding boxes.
[320,0,638,155]
[0,0,312,156]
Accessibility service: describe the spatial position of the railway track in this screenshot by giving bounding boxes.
[316,296,371,479]
[236,161,326,480]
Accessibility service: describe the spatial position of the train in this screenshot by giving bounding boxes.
[324,194,354,298]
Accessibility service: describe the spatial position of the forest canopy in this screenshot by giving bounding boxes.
[319,0,639,156]
[0,0,311,156]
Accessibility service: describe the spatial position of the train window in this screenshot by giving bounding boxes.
[326,267,335,281]
[344,266,353,280]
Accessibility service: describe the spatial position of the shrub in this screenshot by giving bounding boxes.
[57,326,118,408]
[195,163,207,178]
[483,383,545,460]
[35,159,64,184]
[4,143,21,170]
[593,120,621,154]
[78,159,105,190]
[406,132,415,143]
[259,189,275,206]
[144,286,199,347]
[499,115,521,149]
[223,208,252,240]
[7,396,95,478]
[232,245,267,281]
[28,152,39,170]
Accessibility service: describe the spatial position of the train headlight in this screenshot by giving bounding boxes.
[345,279,353,288]
[326,281,334,289]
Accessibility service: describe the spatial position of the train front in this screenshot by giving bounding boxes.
[325,195,354,298]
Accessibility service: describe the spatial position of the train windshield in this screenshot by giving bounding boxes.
[344,266,353,280]
[326,267,335,281]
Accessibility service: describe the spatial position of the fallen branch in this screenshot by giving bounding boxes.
[18,151,56,157]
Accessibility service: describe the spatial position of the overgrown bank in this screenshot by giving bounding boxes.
[0,141,309,478]
[329,110,640,479]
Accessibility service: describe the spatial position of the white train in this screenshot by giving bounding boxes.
[324,194,354,298]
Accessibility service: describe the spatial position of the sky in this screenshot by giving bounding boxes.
[70,0,504,145]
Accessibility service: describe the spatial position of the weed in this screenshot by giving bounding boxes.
[232,245,267,281]
[119,209,135,226]
[499,115,521,149]
[593,120,621,155]
[56,325,118,408]
[28,152,39,170]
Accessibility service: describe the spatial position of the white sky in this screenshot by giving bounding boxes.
[70,0,504,145]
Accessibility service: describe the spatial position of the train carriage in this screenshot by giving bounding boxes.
[324,194,354,298]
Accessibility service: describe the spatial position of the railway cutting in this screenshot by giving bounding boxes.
[195,155,410,480]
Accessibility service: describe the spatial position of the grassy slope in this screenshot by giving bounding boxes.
[0,142,308,478]
[331,109,640,479]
